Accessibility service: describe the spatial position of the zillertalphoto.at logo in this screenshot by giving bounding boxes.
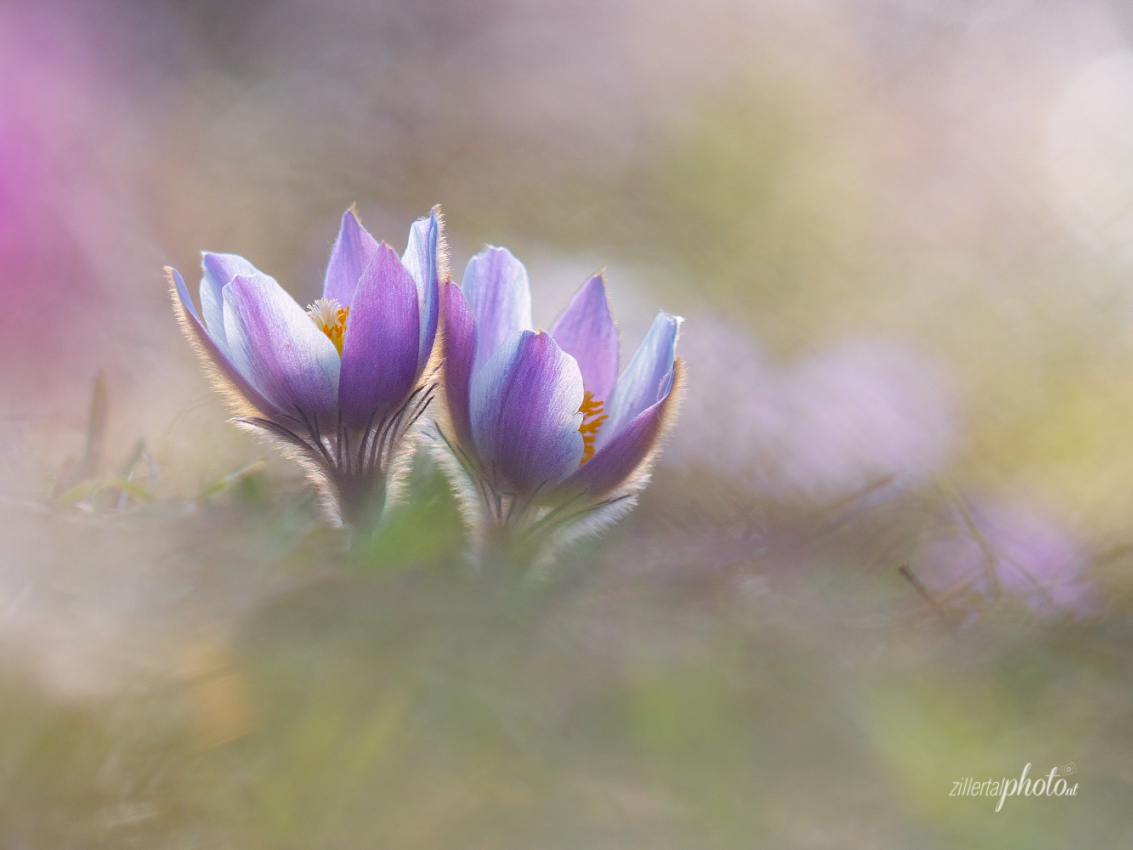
[949,763,1079,812]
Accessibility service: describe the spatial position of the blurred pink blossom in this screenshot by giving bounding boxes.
[671,317,955,497]
[914,500,1095,617]
[0,4,150,405]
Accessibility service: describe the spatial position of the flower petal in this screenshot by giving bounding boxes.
[338,244,421,425]
[462,246,533,376]
[597,312,682,452]
[201,251,261,346]
[470,330,584,492]
[565,359,684,497]
[323,208,380,307]
[402,208,444,374]
[550,273,619,402]
[168,266,284,419]
[441,282,476,452]
[222,273,341,416]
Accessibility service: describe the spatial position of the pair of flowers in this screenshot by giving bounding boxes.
[168,207,682,548]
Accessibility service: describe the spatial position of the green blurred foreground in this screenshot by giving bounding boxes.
[1,452,1130,849]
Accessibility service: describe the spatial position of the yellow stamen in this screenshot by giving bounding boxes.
[578,390,608,466]
[307,298,350,356]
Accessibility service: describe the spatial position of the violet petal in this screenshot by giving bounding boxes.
[222,273,341,416]
[470,330,584,492]
[168,267,284,419]
[550,273,619,402]
[441,282,477,452]
[402,209,442,374]
[201,251,260,348]
[338,244,421,425]
[323,208,380,307]
[565,360,683,497]
[597,312,681,452]
[462,246,533,376]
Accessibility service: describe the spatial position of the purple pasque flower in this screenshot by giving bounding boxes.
[167,207,444,524]
[438,246,683,542]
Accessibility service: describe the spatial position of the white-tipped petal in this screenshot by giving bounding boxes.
[597,312,681,452]
[222,273,341,416]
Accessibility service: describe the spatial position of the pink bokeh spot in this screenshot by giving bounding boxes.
[0,4,136,400]
[671,317,955,497]
[915,501,1095,618]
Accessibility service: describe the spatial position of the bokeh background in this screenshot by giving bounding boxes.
[2,0,1133,846]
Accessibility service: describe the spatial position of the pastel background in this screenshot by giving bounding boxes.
[1,0,1131,846]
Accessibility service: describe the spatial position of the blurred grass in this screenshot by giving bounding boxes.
[3,461,1132,847]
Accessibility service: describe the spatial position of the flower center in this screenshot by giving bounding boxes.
[578,390,608,466]
[307,298,350,356]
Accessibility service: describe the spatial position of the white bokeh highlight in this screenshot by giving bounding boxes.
[1045,49,1133,256]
